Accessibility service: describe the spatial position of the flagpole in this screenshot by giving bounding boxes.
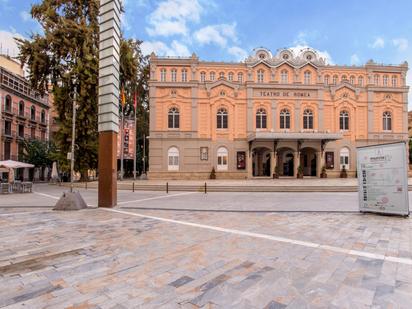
[133,93,137,180]
[120,105,124,181]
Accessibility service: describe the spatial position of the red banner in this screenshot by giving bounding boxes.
[117,118,135,160]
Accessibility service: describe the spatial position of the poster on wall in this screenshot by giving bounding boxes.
[237,151,246,170]
[325,152,334,169]
[357,142,409,216]
[117,118,135,160]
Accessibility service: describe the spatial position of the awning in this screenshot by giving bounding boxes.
[0,160,35,169]
[248,131,343,142]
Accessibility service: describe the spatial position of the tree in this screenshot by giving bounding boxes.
[17,0,99,181]
[17,1,149,180]
[20,139,55,168]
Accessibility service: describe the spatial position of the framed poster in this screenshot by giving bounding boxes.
[200,147,208,161]
[325,151,334,169]
[357,142,409,216]
[237,151,246,169]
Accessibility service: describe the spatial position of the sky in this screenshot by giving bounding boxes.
[1,0,412,107]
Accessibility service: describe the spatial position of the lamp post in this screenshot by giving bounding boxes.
[70,89,77,193]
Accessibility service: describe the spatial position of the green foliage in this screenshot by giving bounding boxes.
[20,139,56,168]
[17,1,150,179]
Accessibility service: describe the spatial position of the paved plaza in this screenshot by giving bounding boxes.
[0,184,412,308]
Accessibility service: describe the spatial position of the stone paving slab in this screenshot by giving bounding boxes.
[0,206,411,308]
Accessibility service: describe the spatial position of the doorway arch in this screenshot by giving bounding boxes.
[277,147,294,176]
[252,147,271,177]
[300,147,317,176]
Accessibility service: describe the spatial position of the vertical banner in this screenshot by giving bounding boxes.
[357,142,409,216]
[117,118,135,160]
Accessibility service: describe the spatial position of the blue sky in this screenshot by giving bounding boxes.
[1,0,412,105]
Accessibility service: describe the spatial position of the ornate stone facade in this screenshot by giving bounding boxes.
[148,47,409,179]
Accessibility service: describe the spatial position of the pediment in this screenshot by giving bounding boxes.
[249,59,272,68]
[331,82,360,99]
[206,79,240,97]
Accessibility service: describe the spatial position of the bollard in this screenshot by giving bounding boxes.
[204,182,207,194]
[133,182,135,192]
[166,182,169,194]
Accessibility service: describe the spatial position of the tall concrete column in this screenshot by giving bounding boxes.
[98,0,121,207]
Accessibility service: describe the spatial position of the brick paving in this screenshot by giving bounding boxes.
[0,186,411,308]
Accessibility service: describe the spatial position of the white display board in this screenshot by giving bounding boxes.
[357,142,409,216]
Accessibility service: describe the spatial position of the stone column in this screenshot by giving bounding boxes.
[247,150,253,178]
[316,151,322,177]
[294,151,300,177]
[270,151,275,177]
[98,0,121,207]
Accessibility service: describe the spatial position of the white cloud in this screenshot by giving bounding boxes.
[393,38,408,52]
[227,46,247,61]
[141,40,190,57]
[289,44,334,65]
[0,30,26,58]
[193,23,237,47]
[20,10,31,22]
[350,54,360,65]
[370,37,385,49]
[146,0,202,37]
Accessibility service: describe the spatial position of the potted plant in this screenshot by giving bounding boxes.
[340,165,348,178]
[273,165,279,179]
[320,166,327,178]
[210,167,216,180]
[297,165,304,178]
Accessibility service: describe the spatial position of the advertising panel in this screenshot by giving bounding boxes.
[357,142,409,216]
[117,118,135,160]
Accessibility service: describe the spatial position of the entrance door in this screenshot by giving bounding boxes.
[283,153,294,176]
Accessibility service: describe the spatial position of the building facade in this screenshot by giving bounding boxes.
[148,47,409,179]
[0,55,50,179]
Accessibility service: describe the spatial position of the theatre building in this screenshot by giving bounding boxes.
[148,47,409,179]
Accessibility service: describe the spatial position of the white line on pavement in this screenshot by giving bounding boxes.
[118,192,197,205]
[33,192,60,200]
[101,207,412,266]
[0,211,48,217]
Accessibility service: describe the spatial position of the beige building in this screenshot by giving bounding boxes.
[148,47,409,179]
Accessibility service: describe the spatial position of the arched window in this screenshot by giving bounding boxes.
[19,101,25,116]
[280,108,291,129]
[349,76,355,84]
[383,111,392,131]
[168,147,179,171]
[383,75,388,86]
[304,71,311,84]
[200,71,206,82]
[171,69,177,82]
[324,75,330,85]
[341,75,347,82]
[392,75,397,87]
[358,76,364,86]
[257,69,264,83]
[160,68,166,82]
[332,75,338,85]
[340,147,350,169]
[181,69,187,82]
[41,110,46,124]
[5,95,11,112]
[217,147,228,171]
[168,107,179,129]
[237,72,243,83]
[303,109,313,129]
[210,71,215,81]
[228,72,233,81]
[339,110,349,130]
[256,108,267,129]
[30,105,36,121]
[281,70,288,83]
[374,74,379,85]
[217,108,228,129]
[219,72,225,79]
